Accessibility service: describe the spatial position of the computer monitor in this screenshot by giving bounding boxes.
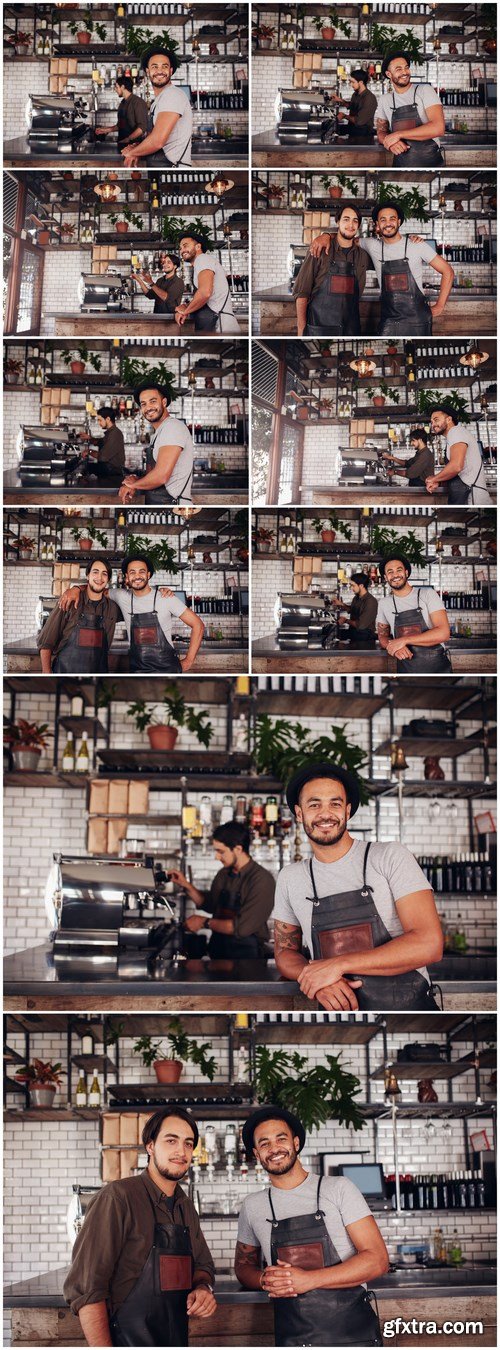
[338,1163,387,1201]
[174,589,188,608]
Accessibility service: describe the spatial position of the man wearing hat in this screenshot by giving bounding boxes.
[235,1105,387,1345]
[64,1107,216,1346]
[175,233,241,334]
[377,554,451,673]
[375,52,444,166]
[426,405,492,504]
[121,46,193,167]
[59,552,205,673]
[119,381,194,505]
[272,762,443,1011]
[310,202,454,335]
[293,206,368,337]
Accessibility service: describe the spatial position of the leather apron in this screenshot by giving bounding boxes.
[208,870,261,960]
[306,844,438,1011]
[389,86,444,167]
[53,598,109,673]
[145,104,192,166]
[194,278,232,333]
[391,588,451,674]
[129,589,182,673]
[379,238,432,337]
[109,1189,193,1347]
[447,453,484,505]
[267,1177,381,1347]
[144,429,193,505]
[305,247,361,338]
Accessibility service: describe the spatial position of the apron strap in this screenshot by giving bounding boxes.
[308,857,318,900]
[268,1188,278,1224]
[316,1174,323,1215]
[404,237,409,259]
[153,588,158,613]
[362,842,371,889]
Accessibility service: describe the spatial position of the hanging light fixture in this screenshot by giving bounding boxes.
[390,741,409,773]
[205,175,235,197]
[349,353,376,377]
[175,506,202,519]
[94,175,121,203]
[187,369,197,386]
[459,344,489,369]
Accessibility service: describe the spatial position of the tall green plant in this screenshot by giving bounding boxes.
[124,535,179,576]
[162,216,214,250]
[254,718,369,802]
[126,26,180,60]
[253,1046,364,1134]
[418,390,470,423]
[371,23,424,63]
[122,358,177,402]
[375,182,430,222]
[372,525,426,569]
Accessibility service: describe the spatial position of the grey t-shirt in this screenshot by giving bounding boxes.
[150,417,194,502]
[376,586,445,644]
[153,85,193,165]
[237,1173,371,1268]
[375,83,442,144]
[109,587,187,644]
[193,255,240,332]
[273,838,431,980]
[446,424,491,502]
[360,236,437,292]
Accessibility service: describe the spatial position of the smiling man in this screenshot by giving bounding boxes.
[119,382,194,505]
[271,762,442,1012]
[121,45,193,168]
[426,404,492,504]
[376,51,444,166]
[175,233,241,333]
[293,206,367,336]
[377,553,451,672]
[235,1106,387,1347]
[37,559,117,674]
[64,1108,216,1347]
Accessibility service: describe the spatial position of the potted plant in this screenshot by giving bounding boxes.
[3,720,51,772]
[312,11,351,41]
[254,525,275,554]
[312,514,352,545]
[126,24,180,63]
[133,1020,217,1085]
[68,12,107,44]
[122,358,177,404]
[62,345,102,376]
[318,397,334,418]
[375,182,429,222]
[109,208,144,234]
[70,523,108,551]
[127,684,213,752]
[372,525,426,571]
[253,1045,364,1134]
[14,1059,64,1109]
[161,215,213,252]
[319,173,358,201]
[124,534,179,579]
[371,23,424,65]
[14,535,36,560]
[254,717,369,804]
[11,29,32,55]
[366,380,400,408]
[252,22,276,49]
[418,389,470,424]
[4,356,24,385]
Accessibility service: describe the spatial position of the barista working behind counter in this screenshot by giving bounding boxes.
[133,251,184,316]
[330,573,377,644]
[382,428,434,489]
[170,822,275,960]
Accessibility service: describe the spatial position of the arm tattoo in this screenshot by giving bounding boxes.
[235,1241,261,1269]
[274,920,302,953]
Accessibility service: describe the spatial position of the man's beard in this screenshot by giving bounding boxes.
[388,577,408,591]
[338,228,356,242]
[152,74,171,88]
[394,73,411,87]
[380,225,399,237]
[130,578,149,590]
[152,1151,189,1182]
[303,818,348,847]
[261,1148,299,1177]
[145,408,164,422]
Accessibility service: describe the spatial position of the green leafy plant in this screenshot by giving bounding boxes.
[253,1046,364,1134]
[312,12,351,38]
[127,684,213,747]
[372,525,426,569]
[366,380,400,404]
[3,720,51,750]
[123,534,179,577]
[319,173,358,196]
[371,23,423,64]
[417,390,470,423]
[122,357,177,403]
[109,208,144,231]
[161,215,213,251]
[97,683,118,708]
[61,346,101,372]
[254,718,369,803]
[15,1059,64,1087]
[126,25,180,61]
[311,514,352,540]
[68,11,107,40]
[375,182,430,223]
[133,1022,216,1079]
[70,524,109,548]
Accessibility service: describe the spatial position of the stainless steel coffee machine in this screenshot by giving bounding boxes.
[275,591,334,648]
[25,93,91,148]
[276,88,334,143]
[78,274,131,312]
[18,425,83,486]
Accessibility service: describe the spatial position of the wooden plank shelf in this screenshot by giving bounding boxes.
[375,734,489,760]
[371,1052,495,1082]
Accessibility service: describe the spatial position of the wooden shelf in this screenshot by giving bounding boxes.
[375,734,489,760]
[371,1052,495,1082]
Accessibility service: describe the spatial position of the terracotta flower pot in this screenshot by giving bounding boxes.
[116,221,129,233]
[154,1059,182,1083]
[386,344,398,355]
[70,360,86,375]
[131,171,142,180]
[322,26,336,40]
[30,1085,56,1108]
[77,30,91,44]
[321,529,336,543]
[147,724,178,751]
[483,38,496,54]
[79,537,93,551]
[329,185,343,199]
[296,405,309,421]
[37,230,50,247]
[372,395,386,407]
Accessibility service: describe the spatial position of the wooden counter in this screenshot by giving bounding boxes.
[252,289,496,337]
[251,128,496,169]
[3,135,248,170]
[2,472,247,508]
[53,314,248,337]
[4,636,249,676]
[251,635,497,675]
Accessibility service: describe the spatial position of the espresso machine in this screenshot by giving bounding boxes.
[78,273,132,313]
[18,425,83,487]
[339,447,382,487]
[276,89,334,143]
[46,854,185,978]
[275,591,335,648]
[25,93,91,148]
[287,243,308,289]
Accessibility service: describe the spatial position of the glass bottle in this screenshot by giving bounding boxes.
[76,735,90,773]
[76,1073,87,1108]
[88,1073,101,1108]
[62,732,75,772]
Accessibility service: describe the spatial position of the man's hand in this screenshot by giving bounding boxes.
[425,475,440,494]
[316,979,362,1011]
[121,146,140,167]
[159,587,175,597]
[383,132,409,154]
[309,232,332,258]
[169,868,189,888]
[185,913,207,933]
[180,656,195,672]
[409,235,425,243]
[175,304,189,326]
[430,301,445,317]
[59,585,82,612]
[298,957,360,1001]
[386,637,413,659]
[261,1263,297,1299]
[187,1287,216,1318]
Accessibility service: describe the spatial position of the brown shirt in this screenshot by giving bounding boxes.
[349,591,377,634]
[64,1170,215,1316]
[404,447,434,483]
[146,272,184,314]
[205,858,275,942]
[36,589,118,660]
[293,237,368,300]
[95,425,125,469]
[349,87,377,130]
